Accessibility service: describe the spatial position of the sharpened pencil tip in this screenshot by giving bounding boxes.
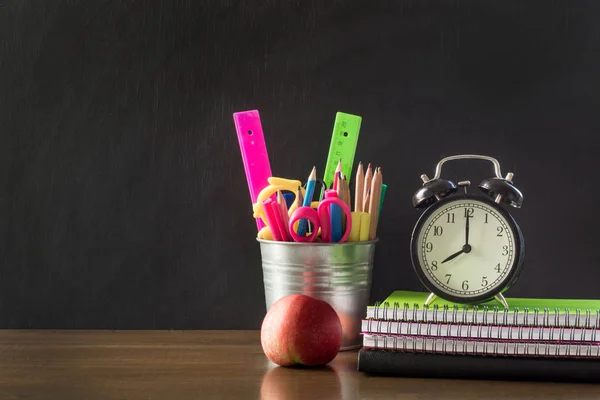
[368,163,372,168]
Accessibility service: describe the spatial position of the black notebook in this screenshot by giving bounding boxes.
[357,348,600,383]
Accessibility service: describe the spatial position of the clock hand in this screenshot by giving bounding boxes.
[441,244,472,264]
[441,248,464,264]
[465,213,470,246]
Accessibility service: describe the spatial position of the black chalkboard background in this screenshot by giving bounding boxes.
[2,0,600,329]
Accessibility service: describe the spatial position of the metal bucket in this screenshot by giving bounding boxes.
[258,238,377,351]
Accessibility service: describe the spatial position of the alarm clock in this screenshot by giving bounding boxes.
[410,154,525,309]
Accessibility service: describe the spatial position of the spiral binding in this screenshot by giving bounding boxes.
[363,318,600,342]
[367,301,600,329]
[362,333,600,358]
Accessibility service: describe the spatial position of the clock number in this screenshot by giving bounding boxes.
[431,260,438,271]
[497,226,503,237]
[501,245,509,256]
[494,263,501,273]
[485,213,489,223]
[445,274,452,284]
[447,213,455,223]
[426,242,433,252]
[462,280,469,290]
[464,208,474,218]
[433,226,443,236]
[482,276,488,287]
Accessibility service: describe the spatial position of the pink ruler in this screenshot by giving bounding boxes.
[233,110,273,231]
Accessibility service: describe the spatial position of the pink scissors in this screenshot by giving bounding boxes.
[288,190,352,242]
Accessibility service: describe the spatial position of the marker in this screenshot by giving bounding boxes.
[378,184,387,223]
[359,213,371,241]
[283,193,294,208]
[233,110,273,231]
[348,211,367,242]
[277,191,291,241]
[262,198,283,241]
[321,112,362,199]
[331,171,343,242]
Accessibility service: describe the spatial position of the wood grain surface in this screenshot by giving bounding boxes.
[1,330,599,399]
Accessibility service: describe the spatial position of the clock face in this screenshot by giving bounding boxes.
[411,194,524,303]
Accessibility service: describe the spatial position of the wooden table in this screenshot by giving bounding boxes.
[2,330,600,399]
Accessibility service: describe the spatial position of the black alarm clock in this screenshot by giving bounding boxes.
[410,154,525,309]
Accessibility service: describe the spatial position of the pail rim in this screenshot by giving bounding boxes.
[256,238,379,246]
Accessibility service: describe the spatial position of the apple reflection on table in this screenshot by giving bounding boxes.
[260,354,359,400]
[260,363,342,400]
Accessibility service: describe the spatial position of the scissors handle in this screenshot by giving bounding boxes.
[318,190,353,243]
[289,206,320,242]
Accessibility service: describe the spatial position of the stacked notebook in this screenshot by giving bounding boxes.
[358,291,600,383]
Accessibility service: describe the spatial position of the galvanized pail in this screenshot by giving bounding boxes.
[258,238,377,351]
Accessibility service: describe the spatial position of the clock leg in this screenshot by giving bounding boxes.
[424,292,437,306]
[494,293,509,309]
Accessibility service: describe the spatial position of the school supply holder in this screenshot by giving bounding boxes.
[234,109,383,350]
[254,176,379,351]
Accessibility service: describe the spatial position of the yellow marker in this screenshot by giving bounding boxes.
[348,212,365,242]
[359,213,371,241]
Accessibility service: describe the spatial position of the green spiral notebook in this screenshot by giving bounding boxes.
[366,291,600,328]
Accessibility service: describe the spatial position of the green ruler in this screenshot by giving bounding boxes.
[321,112,362,198]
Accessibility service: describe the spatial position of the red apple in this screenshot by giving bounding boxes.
[260,294,343,367]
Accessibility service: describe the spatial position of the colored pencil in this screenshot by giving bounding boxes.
[363,188,371,213]
[363,163,373,212]
[290,186,304,237]
[342,176,352,208]
[297,167,316,237]
[337,174,351,230]
[335,159,343,178]
[368,168,383,240]
[355,162,364,212]
[277,191,291,240]
[294,185,304,210]
[306,167,317,200]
